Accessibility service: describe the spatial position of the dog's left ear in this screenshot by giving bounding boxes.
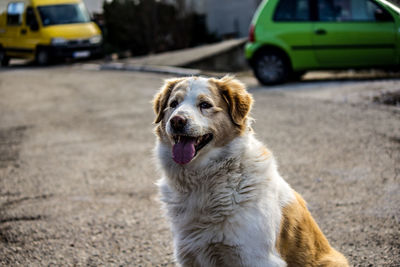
[213,76,253,127]
[153,78,184,123]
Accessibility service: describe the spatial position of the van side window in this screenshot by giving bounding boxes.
[317,0,393,22]
[7,2,25,26]
[274,0,310,21]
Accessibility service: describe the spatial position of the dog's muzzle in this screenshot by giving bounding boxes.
[169,115,213,165]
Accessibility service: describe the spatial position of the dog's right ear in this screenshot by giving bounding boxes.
[153,78,183,123]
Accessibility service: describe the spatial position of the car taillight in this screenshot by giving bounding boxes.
[249,24,255,43]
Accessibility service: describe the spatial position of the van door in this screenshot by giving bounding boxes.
[312,0,396,68]
[18,6,41,57]
[4,2,30,57]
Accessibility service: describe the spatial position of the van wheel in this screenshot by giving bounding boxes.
[253,50,290,85]
[36,49,50,66]
[0,50,10,67]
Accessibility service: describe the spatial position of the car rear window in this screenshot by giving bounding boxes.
[274,0,310,21]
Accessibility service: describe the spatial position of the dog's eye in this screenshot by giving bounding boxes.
[199,102,212,109]
[170,100,178,108]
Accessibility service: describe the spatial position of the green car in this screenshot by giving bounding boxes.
[245,0,400,84]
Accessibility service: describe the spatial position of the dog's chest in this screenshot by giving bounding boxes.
[161,175,282,266]
[170,183,243,225]
[161,158,269,227]
[157,145,293,266]
[170,169,260,222]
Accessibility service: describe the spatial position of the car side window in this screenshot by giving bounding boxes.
[7,2,25,26]
[274,0,311,21]
[317,0,393,22]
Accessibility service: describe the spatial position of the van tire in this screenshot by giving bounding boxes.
[252,50,290,85]
[0,49,10,67]
[36,48,50,66]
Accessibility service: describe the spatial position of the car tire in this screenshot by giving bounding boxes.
[0,49,10,67]
[36,48,50,66]
[253,50,290,85]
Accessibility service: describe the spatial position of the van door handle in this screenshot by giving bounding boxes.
[20,29,27,35]
[314,29,327,35]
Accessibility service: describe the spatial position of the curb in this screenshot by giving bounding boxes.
[100,63,202,76]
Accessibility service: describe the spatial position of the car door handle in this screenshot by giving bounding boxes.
[314,29,327,35]
[20,29,27,35]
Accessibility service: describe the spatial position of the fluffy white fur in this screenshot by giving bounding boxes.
[156,134,295,266]
[154,77,295,266]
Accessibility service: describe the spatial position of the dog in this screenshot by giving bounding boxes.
[153,76,349,267]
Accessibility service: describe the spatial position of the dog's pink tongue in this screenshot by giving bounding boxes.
[172,137,196,165]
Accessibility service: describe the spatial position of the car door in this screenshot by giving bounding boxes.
[272,0,316,70]
[312,0,397,68]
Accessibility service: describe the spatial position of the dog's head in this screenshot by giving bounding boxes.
[153,76,253,165]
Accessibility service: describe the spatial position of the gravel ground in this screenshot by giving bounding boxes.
[0,66,399,266]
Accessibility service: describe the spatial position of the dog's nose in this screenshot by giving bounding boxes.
[170,115,187,131]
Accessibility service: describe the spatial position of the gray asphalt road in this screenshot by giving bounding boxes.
[0,66,399,266]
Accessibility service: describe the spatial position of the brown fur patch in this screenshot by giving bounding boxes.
[206,81,242,147]
[260,147,270,159]
[277,191,349,267]
[210,76,253,133]
[153,78,186,123]
[153,78,187,144]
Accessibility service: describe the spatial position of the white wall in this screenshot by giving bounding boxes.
[83,0,104,14]
[205,0,261,38]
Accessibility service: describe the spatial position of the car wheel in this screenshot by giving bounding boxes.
[0,49,10,67]
[36,48,50,66]
[253,50,290,85]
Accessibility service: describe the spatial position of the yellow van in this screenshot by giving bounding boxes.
[0,0,102,66]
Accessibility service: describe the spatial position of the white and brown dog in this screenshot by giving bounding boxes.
[153,76,349,267]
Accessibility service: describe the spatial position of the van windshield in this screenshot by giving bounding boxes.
[37,3,90,26]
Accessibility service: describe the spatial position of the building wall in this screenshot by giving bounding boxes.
[83,0,261,38]
[182,0,261,38]
[83,0,104,14]
[204,0,261,38]
[83,0,262,38]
